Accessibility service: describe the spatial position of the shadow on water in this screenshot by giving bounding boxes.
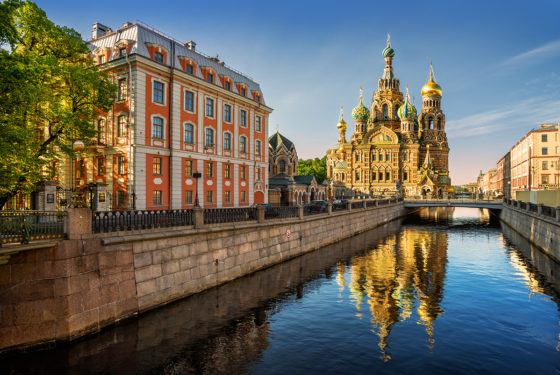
[1,220,403,375]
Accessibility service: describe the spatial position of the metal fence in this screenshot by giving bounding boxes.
[204,207,257,224]
[528,203,538,213]
[265,206,298,219]
[351,201,364,209]
[303,204,327,216]
[92,209,193,233]
[541,205,555,218]
[332,202,348,212]
[0,211,66,245]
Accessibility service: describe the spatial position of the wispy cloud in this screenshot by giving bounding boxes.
[446,97,560,138]
[501,39,560,68]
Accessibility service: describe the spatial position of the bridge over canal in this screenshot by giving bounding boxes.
[403,199,502,210]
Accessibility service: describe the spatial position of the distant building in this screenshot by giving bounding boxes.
[510,123,559,197]
[496,152,511,198]
[268,131,327,205]
[57,21,272,210]
[326,35,451,198]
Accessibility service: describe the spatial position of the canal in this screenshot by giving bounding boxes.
[2,207,560,374]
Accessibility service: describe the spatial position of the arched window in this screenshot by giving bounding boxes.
[223,132,231,150]
[383,104,388,120]
[394,106,399,118]
[152,117,163,139]
[184,124,194,144]
[280,160,286,172]
[205,128,214,147]
[429,118,434,130]
[255,139,261,156]
[240,136,247,153]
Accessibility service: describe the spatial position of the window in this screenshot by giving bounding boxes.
[240,136,247,153]
[205,128,214,147]
[97,119,106,144]
[241,166,247,180]
[224,191,231,203]
[542,134,548,142]
[256,116,262,132]
[118,78,127,101]
[117,156,125,175]
[154,51,164,63]
[97,157,104,176]
[186,64,193,74]
[256,95,261,103]
[116,191,125,208]
[98,55,105,64]
[118,47,126,57]
[77,159,85,178]
[207,72,214,83]
[255,140,261,156]
[355,154,360,162]
[152,117,163,139]
[394,106,399,118]
[429,119,434,129]
[386,172,390,180]
[372,154,376,161]
[240,110,247,127]
[184,124,194,144]
[205,98,214,117]
[153,81,164,104]
[153,157,162,175]
[185,160,193,176]
[224,164,231,179]
[153,190,163,205]
[542,147,548,155]
[206,162,214,178]
[185,190,193,204]
[185,91,194,111]
[280,160,286,172]
[542,175,549,184]
[372,172,377,181]
[355,172,360,181]
[240,191,247,203]
[403,154,408,161]
[543,161,549,170]
[240,87,246,96]
[256,168,262,181]
[404,172,408,180]
[224,104,231,122]
[386,154,390,161]
[379,154,383,161]
[224,133,232,151]
[206,190,213,204]
[225,81,231,90]
[117,115,127,137]
[383,104,388,120]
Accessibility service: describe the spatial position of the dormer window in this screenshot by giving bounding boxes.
[98,55,105,64]
[118,47,126,57]
[207,73,214,84]
[225,81,231,90]
[154,51,164,63]
[255,94,261,103]
[186,64,193,74]
[240,87,246,96]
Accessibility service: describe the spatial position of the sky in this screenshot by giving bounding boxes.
[36,0,560,185]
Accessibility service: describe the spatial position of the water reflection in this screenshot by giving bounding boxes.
[341,225,447,360]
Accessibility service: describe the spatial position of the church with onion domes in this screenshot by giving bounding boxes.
[326,35,451,198]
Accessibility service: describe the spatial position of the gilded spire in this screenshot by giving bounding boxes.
[340,105,344,119]
[387,32,391,46]
[337,105,347,131]
[430,60,434,80]
[360,86,363,104]
[421,61,442,97]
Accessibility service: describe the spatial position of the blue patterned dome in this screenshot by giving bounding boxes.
[382,33,395,58]
[398,86,416,120]
[352,88,370,122]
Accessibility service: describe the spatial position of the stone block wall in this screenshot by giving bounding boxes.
[0,239,138,351]
[500,204,560,262]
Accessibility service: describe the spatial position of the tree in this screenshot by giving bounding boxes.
[298,156,327,184]
[0,0,115,209]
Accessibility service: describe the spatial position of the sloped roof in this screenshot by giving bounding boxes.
[268,132,294,151]
[294,175,316,185]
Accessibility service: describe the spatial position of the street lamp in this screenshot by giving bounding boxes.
[192,172,202,207]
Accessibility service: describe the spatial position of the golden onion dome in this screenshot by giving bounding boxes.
[421,62,442,97]
[337,106,347,131]
[338,144,346,154]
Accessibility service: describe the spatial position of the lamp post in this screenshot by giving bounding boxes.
[192,172,202,207]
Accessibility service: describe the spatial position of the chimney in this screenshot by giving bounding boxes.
[122,21,133,28]
[92,22,112,39]
[185,41,196,51]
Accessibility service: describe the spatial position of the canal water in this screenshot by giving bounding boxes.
[2,208,560,374]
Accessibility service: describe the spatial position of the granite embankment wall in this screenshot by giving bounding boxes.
[0,202,404,352]
[500,201,560,262]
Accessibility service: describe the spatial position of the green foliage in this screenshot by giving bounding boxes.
[298,156,327,184]
[0,1,115,208]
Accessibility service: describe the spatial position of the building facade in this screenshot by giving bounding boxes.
[510,123,559,197]
[58,21,272,210]
[326,36,451,198]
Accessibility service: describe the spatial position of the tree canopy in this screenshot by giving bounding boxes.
[0,0,115,208]
[297,156,327,184]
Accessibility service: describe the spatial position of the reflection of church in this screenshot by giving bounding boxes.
[327,35,451,198]
[339,227,448,361]
[268,131,327,205]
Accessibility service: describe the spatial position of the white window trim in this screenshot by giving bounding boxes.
[204,96,216,119]
[116,76,128,102]
[255,115,262,133]
[223,103,233,123]
[239,108,248,128]
[150,77,168,107]
[223,131,233,152]
[183,89,196,113]
[204,126,215,149]
[239,135,248,154]
[150,114,167,147]
[183,121,196,146]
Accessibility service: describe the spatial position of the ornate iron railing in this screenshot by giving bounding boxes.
[92,209,193,233]
[0,211,66,245]
[265,206,298,219]
[204,207,257,224]
[541,205,555,218]
[366,200,377,207]
[332,202,347,211]
[303,204,326,216]
[351,201,363,209]
[528,203,538,213]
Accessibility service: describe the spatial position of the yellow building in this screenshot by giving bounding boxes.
[327,35,451,198]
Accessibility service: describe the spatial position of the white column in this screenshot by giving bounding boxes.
[197,91,204,153]
[264,115,269,203]
[171,82,182,209]
[133,151,145,210]
[217,161,223,207]
[233,103,239,158]
[197,158,204,208]
[134,70,146,146]
[249,164,254,205]
[233,163,239,206]
[217,98,223,154]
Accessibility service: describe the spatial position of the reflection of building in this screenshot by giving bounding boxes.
[56,21,272,210]
[341,226,448,360]
[510,123,559,197]
[268,131,327,205]
[326,35,451,198]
